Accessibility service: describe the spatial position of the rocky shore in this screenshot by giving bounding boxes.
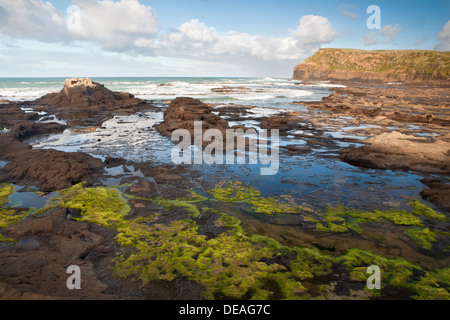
[29,77,155,126]
[0,75,449,300]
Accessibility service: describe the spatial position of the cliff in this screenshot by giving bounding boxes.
[293,48,450,83]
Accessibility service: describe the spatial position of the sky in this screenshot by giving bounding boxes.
[0,0,449,78]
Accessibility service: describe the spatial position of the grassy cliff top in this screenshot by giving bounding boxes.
[301,48,450,78]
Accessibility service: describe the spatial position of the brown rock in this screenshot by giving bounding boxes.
[34,78,141,109]
[0,148,105,192]
[284,146,311,154]
[9,120,66,141]
[340,132,450,174]
[0,103,40,128]
[31,78,151,126]
[0,210,133,300]
[157,97,230,143]
[0,136,31,159]
[420,179,450,213]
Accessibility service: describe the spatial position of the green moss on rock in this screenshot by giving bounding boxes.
[404,227,438,250]
[412,268,450,300]
[0,183,30,242]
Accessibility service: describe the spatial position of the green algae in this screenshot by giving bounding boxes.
[0,183,31,242]
[410,200,447,222]
[404,227,438,250]
[412,267,450,300]
[208,181,444,231]
[113,218,290,300]
[208,180,261,203]
[289,247,336,281]
[337,248,421,289]
[31,181,450,300]
[202,207,244,235]
[154,198,202,218]
[153,191,207,219]
[35,182,131,228]
[0,183,15,208]
[209,180,300,215]
[208,181,449,253]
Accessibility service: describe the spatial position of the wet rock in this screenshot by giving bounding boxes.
[125,178,159,199]
[9,120,66,141]
[156,97,230,145]
[420,179,450,213]
[300,85,450,127]
[260,115,315,135]
[0,148,105,192]
[0,103,40,127]
[0,210,135,300]
[340,132,450,174]
[284,146,311,154]
[0,136,31,159]
[105,157,127,168]
[196,211,230,239]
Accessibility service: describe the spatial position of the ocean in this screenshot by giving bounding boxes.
[0,77,339,108]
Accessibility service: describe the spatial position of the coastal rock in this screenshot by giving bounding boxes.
[260,115,315,134]
[0,210,133,300]
[31,78,152,126]
[0,136,31,158]
[8,120,66,141]
[157,97,230,145]
[34,77,141,109]
[0,103,40,128]
[299,86,450,127]
[420,179,450,213]
[0,148,105,192]
[340,132,450,174]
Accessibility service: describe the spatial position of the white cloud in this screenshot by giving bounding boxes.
[161,15,339,62]
[292,15,339,45]
[0,1,340,76]
[363,31,381,45]
[435,20,450,51]
[0,0,159,53]
[380,24,401,43]
[179,19,218,44]
[342,10,358,20]
[72,0,159,52]
[363,24,401,46]
[160,19,218,52]
[0,0,66,41]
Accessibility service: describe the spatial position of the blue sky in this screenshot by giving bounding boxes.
[0,0,448,77]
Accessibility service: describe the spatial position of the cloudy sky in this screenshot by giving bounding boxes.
[0,0,449,77]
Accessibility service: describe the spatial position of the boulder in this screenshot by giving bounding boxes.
[34,78,142,109]
[157,97,230,146]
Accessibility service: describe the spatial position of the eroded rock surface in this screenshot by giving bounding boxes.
[157,97,229,138]
[340,132,450,174]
